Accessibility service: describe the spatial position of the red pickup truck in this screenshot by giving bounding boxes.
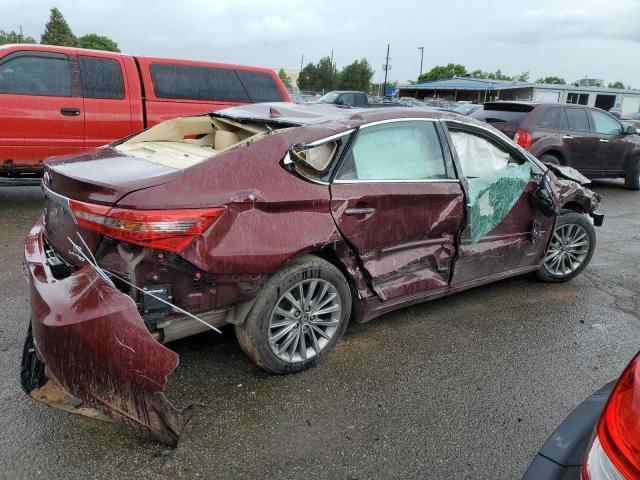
[0,44,290,175]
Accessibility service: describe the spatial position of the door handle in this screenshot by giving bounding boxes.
[60,108,81,117]
[562,135,574,141]
[599,138,610,143]
[344,207,376,216]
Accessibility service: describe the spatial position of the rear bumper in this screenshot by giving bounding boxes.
[522,381,614,480]
[21,219,190,445]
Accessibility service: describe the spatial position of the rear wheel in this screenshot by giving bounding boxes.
[535,211,596,282]
[624,160,640,190]
[235,255,351,374]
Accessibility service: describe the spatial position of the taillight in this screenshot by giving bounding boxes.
[69,199,225,254]
[514,129,532,149]
[583,353,640,480]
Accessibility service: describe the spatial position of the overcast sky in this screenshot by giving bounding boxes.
[4,0,640,86]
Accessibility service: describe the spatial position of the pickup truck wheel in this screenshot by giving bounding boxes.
[235,255,351,374]
[624,161,640,190]
[540,153,560,165]
[535,212,596,283]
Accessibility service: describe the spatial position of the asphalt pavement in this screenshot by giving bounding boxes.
[1,180,639,479]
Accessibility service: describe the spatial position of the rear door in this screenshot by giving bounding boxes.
[330,119,464,301]
[79,53,135,148]
[0,50,83,171]
[561,106,599,173]
[444,122,555,285]
[588,109,630,176]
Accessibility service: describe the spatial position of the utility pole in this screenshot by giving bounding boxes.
[300,54,304,72]
[382,44,391,97]
[330,49,334,88]
[417,46,424,78]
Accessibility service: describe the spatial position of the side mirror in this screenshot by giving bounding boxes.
[625,125,638,135]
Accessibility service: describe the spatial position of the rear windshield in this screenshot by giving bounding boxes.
[150,63,285,103]
[471,105,532,125]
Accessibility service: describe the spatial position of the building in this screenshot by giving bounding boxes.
[397,77,640,116]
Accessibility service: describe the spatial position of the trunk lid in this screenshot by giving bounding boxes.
[42,147,180,265]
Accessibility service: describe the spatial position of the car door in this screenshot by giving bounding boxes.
[589,109,630,176]
[0,50,84,171]
[79,53,134,149]
[561,107,599,174]
[330,119,464,301]
[338,93,356,107]
[444,122,555,286]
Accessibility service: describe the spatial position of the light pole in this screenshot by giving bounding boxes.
[417,46,424,79]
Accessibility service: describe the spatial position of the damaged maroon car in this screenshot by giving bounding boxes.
[21,103,603,445]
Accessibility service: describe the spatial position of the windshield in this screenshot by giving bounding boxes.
[318,92,341,103]
[453,104,476,115]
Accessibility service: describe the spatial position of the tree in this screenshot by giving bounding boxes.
[418,63,468,82]
[78,33,120,52]
[41,7,77,46]
[296,56,336,92]
[515,71,530,82]
[471,69,513,81]
[608,81,625,89]
[338,58,374,91]
[315,56,336,92]
[535,76,566,85]
[0,30,36,44]
[277,68,292,89]
[297,62,317,91]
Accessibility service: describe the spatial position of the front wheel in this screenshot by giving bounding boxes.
[235,255,351,374]
[535,212,596,283]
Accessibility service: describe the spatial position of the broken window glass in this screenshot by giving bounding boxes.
[450,130,531,243]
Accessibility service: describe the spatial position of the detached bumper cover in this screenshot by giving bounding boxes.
[21,219,190,446]
[522,381,614,480]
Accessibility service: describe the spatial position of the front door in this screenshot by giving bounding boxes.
[589,108,630,176]
[330,119,464,301]
[444,122,555,285]
[0,50,84,171]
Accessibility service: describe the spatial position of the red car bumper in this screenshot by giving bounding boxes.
[21,219,190,446]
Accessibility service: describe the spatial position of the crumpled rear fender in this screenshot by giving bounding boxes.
[22,219,191,446]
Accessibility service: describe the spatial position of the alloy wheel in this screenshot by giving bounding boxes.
[268,279,342,363]
[543,223,590,277]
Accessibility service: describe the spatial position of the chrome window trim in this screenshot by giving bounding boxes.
[443,118,511,140]
[304,129,356,147]
[359,117,440,129]
[333,178,459,184]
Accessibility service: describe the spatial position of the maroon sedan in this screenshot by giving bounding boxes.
[21,103,603,444]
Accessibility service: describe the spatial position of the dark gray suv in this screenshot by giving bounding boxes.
[472,102,640,190]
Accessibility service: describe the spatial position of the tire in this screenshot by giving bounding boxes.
[624,160,640,190]
[235,255,352,374]
[535,211,596,283]
[540,153,560,165]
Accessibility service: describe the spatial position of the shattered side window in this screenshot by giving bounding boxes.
[450,130,532,243]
